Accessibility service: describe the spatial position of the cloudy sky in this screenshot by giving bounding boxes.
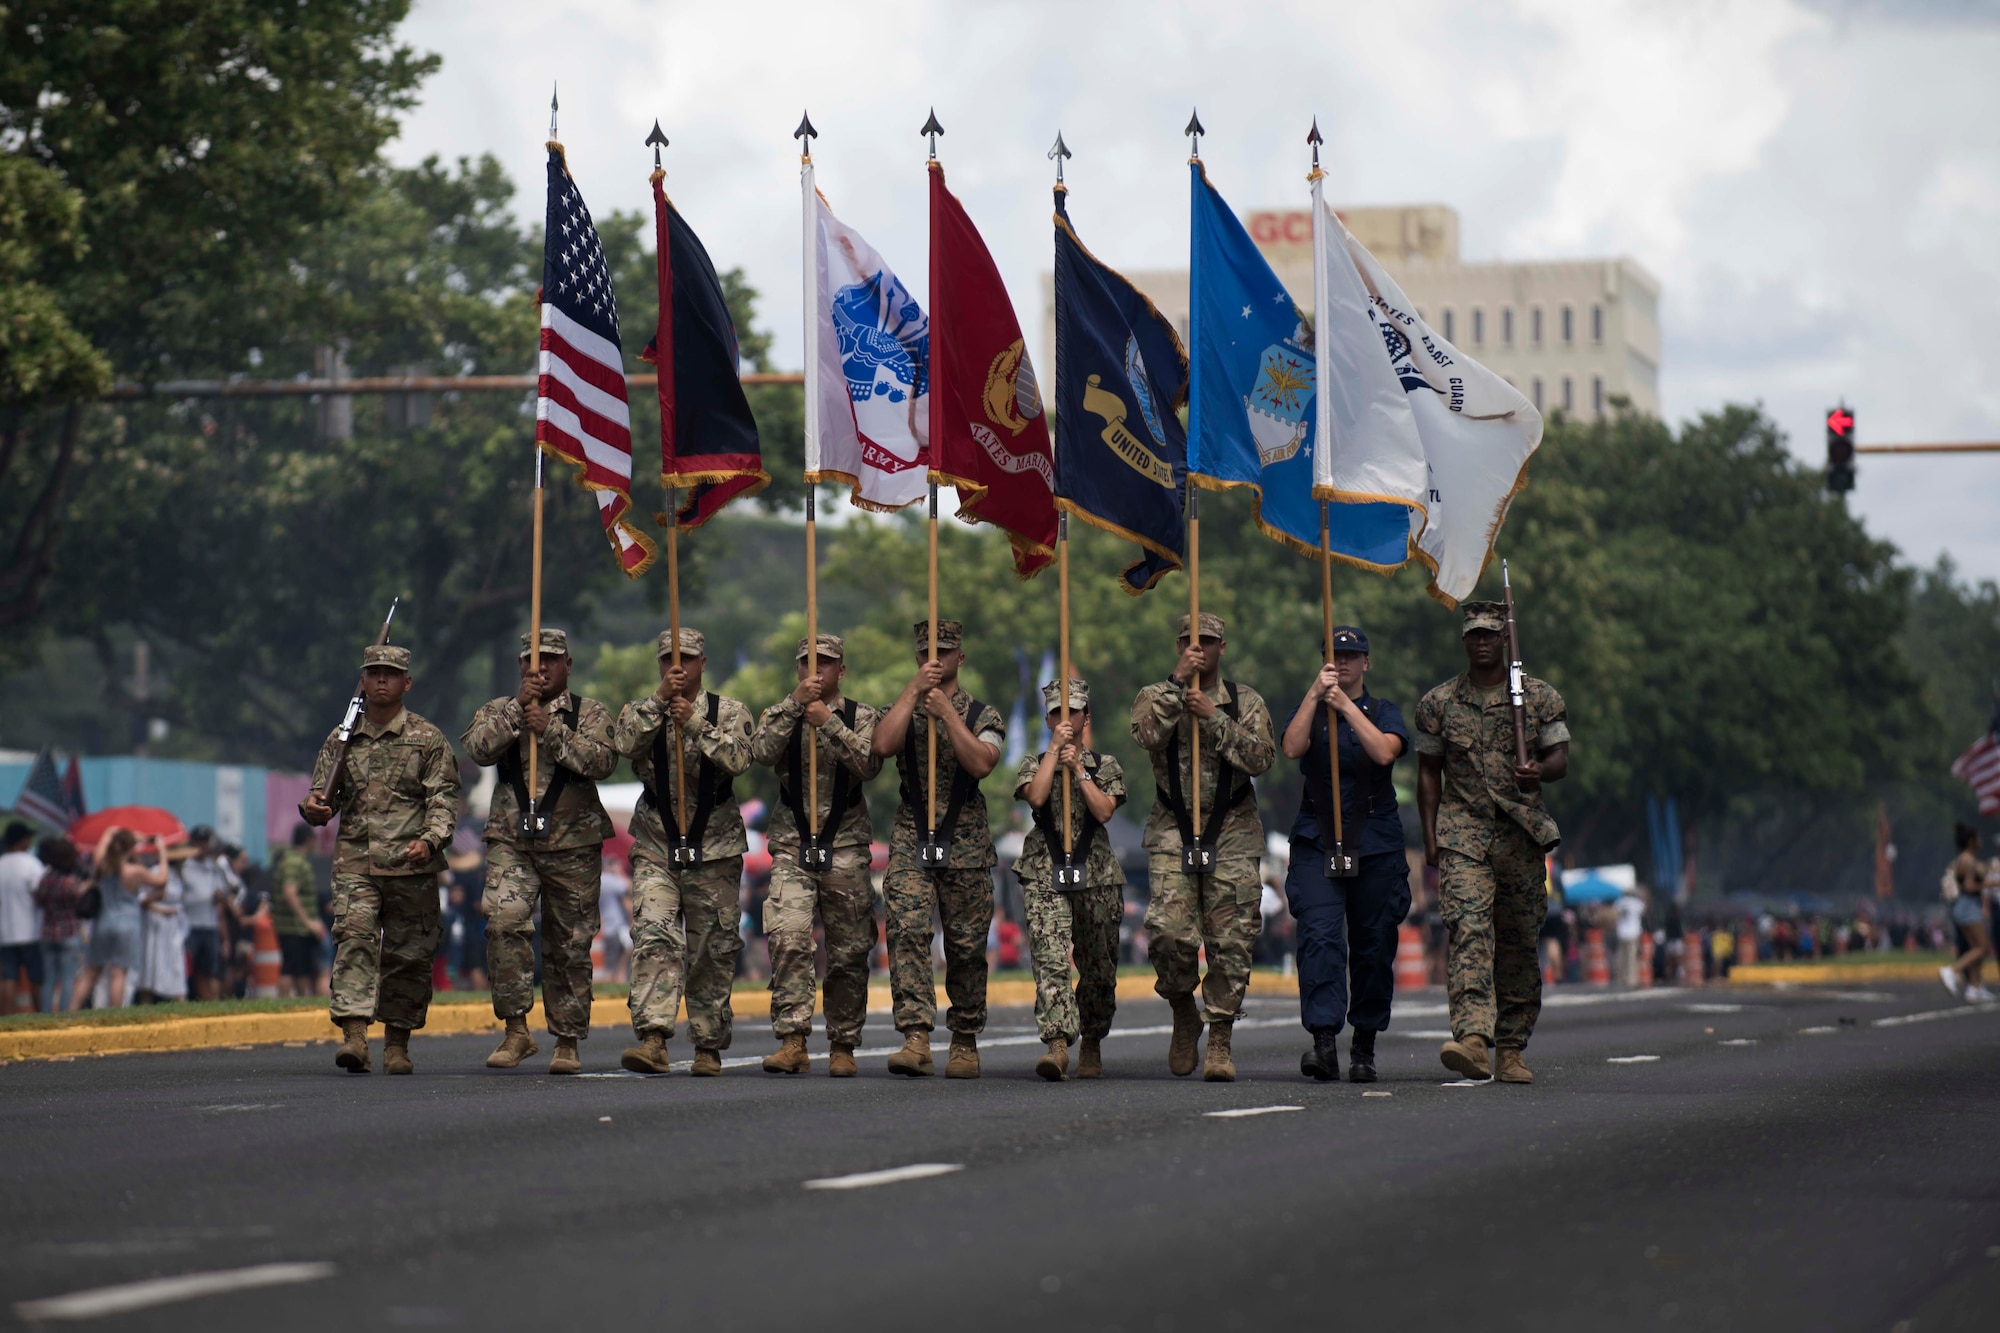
[392,0,2000,577]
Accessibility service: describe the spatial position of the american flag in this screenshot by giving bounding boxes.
[1952,730,2000,817]
[536,145,655,577]
[13,747,83,830]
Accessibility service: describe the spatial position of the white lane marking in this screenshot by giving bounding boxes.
[1824,991,1894,1003]
[803,1163,963,1191]
[1872,1001,2000,1028]
[1798,1026,1839,1035]
[1718,1039,1758,1047]
[1606,1055,1661,1064]
[1203,1105,1304,1119]
[1683,1003,1744,1013]
[1397,1029,1453,1039]
[198,1104,283,1113]
[1441,1078,1492,1087]
[14,1262,335,1322]
[1543,988,1686,1009]
[1361,1091,1393,1098]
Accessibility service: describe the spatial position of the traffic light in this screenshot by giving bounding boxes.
[1825,405,1855,493]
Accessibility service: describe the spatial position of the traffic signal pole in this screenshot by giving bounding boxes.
[1823,403,2000,492]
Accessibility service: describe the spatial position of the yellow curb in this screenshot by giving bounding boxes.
[1728,962,1949,986]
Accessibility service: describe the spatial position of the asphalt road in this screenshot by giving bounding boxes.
[3,982,1997,1332]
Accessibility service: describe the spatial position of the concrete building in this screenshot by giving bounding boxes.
[1041,203,1661,420]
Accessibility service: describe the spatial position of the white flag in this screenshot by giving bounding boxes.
[1311,179,1543,605]
[802,159,929,512]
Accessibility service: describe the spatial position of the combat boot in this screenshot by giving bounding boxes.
[620,1032,671,1074]
[827,1043,858,1078]
[485,1016,539,1069]
[762,1034,810,1075]
[333,1018,371,1074]
[1035,1038,1069,1082]
[1348,1029,1378,1084]
[549,1037,581,1076]
[1203,1022,1236,1082]
[1495,1047,1534,1084]
[1167,993,1202,1077]
[1439,1033,1492,1081]
[946,1032,981,1079]
[1301,1029,1340,1082]
[886,1030,933,1077]
[1075,1036,1103,1080]
[382,1025,414,1076]
[690,1048,723,1077]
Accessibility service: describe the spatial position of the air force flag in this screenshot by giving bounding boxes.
[1053,185,1189,595]
[1188,162,1409,569]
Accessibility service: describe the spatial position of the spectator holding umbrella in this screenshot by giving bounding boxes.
[73,828,167,1008]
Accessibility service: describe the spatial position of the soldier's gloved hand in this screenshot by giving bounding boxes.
[1513,760,1543,793]
[1186,688,1217,721]
[668,694,695,725]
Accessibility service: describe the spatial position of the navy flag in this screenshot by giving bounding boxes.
[1052,186,1189,594]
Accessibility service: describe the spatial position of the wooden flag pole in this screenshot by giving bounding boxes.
[926,481,940,841]
[526,450,545,822]
[805,486,820,846]
[667,485,687,842]
[1320,500,1344,853]
[1058,512,1074,861]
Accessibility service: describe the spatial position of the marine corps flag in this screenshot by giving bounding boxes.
[1053,184,1189,594]
[928,160,1056,578]
[644,169,770,528]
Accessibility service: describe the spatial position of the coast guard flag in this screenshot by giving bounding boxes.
[928,161,1057,577]
[802,159,929,512]
[1311,172,1541,604]
[645,168,769,528]
[1188,162,1409,570]
[1053,185,1188,594]
[536,145,654,577]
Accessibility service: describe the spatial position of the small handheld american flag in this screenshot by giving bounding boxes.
[536,143,655,577]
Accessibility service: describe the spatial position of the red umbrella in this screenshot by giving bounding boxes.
[68,805,188,849]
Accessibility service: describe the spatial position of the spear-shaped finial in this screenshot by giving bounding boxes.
[645,119,669,169]
[1047,130,1071,185]
[920,107,944,159]
[1307,117,1324,170]
[794,110,818,152]
[549,83,559,140]
[1184,107,1205,159]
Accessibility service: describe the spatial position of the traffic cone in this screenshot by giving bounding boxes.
[1736,930,1757,968]
[1638,931,1655,988]
[1582,927,1610,986]
[250,914,281,998]
[1394,924,1428,991]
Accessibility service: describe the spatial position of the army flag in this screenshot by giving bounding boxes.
[1187,162,1409,571]
[645,169,770,528]
[1053,184,1188,595]
[536,145,655,577]
[928,161,1056,578]
[802,159,930,512]
[1311,173,1542,605]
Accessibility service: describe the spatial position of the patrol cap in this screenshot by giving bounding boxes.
[1040,677,1089,713]
[654,628,706,659]
[1176,611,1226,641]
[1460,601,1507,636]
[362,644,412,672]
[795,633,844,662]
[517,628,571,658]
[1331,625,1370,655]
[913,619,964,651]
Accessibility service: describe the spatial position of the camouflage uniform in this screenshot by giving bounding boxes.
[885,621,1006,1037]
[613,629,753,1051]
[1013,686,1126,1045]
[1413,622,1570,1053]
[749,635,883,1047]
[310,647,461,1033]
[459,630,616,1042]
[1131,614,1276,1024]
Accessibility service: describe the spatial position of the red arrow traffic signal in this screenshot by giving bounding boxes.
[1827,408,1854,437]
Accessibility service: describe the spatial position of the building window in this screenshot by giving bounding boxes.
[1562,376,1574,412]
[1531,307,1543,345]
[1593,375,1604,416]
[1502,307,1514,345]
[1442,308,1455,342]
[1472,308,1484,345]
[1532,377,1543,410]
[1561,306,1575,344]
[1591,304,1604,344]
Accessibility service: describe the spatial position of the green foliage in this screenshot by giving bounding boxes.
[0,156,110,406]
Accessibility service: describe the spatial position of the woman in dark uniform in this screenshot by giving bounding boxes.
[1280,626,1411,1082]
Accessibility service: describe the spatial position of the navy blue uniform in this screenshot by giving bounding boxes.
[1284,693,1411,1036]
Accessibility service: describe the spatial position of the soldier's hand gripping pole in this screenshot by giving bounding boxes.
[301,597,399,822]
[1502,560,1531,782]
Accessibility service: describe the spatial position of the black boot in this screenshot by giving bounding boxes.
[1348,1028,1378,1083]
[1301,1028,1341,1082]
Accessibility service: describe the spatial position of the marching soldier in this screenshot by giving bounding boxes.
[1415,601,1570,1085]
[460,628,616,1076]
[870,618,1006,1078]
[1131,612,1275,1082]
[1278,626,1412,1083]
[1015,677,1126,1081]
[747,634,883,1077]
[301,645,461,1075]
[613,629,754,1077]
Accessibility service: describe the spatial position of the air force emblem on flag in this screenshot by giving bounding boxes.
[833,272,928,404]
[1245,329,1314,466]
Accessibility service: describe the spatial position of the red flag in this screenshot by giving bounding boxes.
[927,161,1056,578]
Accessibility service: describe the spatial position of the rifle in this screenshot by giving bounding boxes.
[1500,562,1530,772]
[300,598,400,820]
